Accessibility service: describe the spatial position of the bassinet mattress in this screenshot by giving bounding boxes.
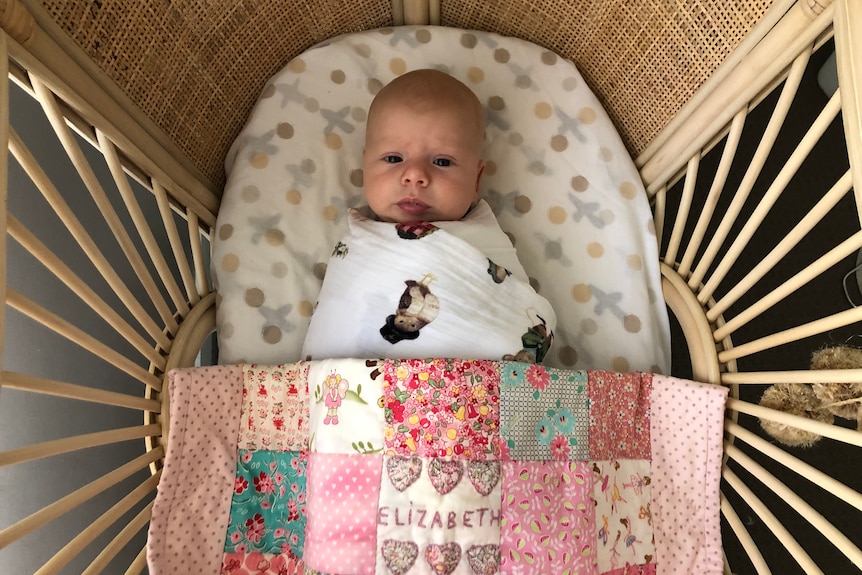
[212,26,671,373]
[147,361,727,574]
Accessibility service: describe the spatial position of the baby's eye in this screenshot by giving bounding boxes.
[432,158,452,167]
[384,155,402,163]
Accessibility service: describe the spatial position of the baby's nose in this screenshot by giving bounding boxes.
[401,162,429,186]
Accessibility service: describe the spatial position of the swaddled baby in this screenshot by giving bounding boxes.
[302,69,556,363]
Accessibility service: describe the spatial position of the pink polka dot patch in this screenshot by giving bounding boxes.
[303,452,382,574]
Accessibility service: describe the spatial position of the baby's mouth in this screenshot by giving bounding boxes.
[396,199,430,215]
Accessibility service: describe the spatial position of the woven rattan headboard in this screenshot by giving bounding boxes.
[28,0,773,188]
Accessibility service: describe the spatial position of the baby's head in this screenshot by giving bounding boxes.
[363,69,486,222]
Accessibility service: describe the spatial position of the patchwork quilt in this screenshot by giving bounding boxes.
[147,360,727,575]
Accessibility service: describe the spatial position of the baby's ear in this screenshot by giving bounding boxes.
[474,159,485,194]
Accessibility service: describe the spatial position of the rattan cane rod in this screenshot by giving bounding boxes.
[7,126,177,345]
[187,211,208,299]
[723,466,822,574]
[678,111,746,277]
[6,215,167,369]
[38,475,159,575]
[688,52,809,291]
[1,370,160,412]
[662,156,699,266]
[834,0,862,224]
[722,368,862,385]
[720,494,771,575]
[0,32,10,374]
[403,0,429,24]
[726,444,862,570]
[652,185,667,248]
[81,501,153,575]
[719,306,862,364]
[714,230,862,339]
[0,448,162,548]
[96,129,191,318]
[124,548,147,575]
[5,289,163,390]
[728,398,862,447]
[641,5,831,193]
[710,171,853,318]
[152,179,201,308]
[31,78,181,332]
[699,91,843,304]
[0,423,162,469]
[726,420,862,513]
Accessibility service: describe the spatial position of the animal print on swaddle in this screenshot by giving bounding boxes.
[301,205,557,364]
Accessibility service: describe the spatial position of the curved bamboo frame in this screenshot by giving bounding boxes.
[1,0,861,573]
[649,2,862,572]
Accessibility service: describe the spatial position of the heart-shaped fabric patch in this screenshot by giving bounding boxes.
[424,542,462,575]
[381,539,418,575]
[427,459,464,495]
[466,544,500,575]
[467,460,501,496]
[386,455,423,492]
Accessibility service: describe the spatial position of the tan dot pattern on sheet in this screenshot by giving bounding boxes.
[325,133,343,150]
[272,262,288,278]
[286,189,302,204]
[221,253,239,273]
[551,135,568,152]
[390,58,407,75]
[263,325,283,343]
[250,152,268,169]
[548,206,566,224]
[245,288,265,307]
[212,26,671,375]
[277,123,294,138]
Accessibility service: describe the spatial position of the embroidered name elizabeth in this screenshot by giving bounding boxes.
[377,505,501,529]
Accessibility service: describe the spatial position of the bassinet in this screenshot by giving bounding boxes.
[1,0,860,573]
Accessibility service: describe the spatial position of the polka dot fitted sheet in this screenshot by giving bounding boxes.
[213,25,672,373]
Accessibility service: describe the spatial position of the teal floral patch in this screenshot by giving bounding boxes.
[499,364,589,461]
[225,449,307,558]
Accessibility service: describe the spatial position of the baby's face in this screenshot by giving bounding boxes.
[363,101,484,223]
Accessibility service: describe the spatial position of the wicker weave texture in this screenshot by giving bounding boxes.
[441,0,773,158]
[36,0,392,188]
[36,0,772,188]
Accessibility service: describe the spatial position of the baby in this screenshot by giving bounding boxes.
[301,69,556,363]
[362,68,486,223]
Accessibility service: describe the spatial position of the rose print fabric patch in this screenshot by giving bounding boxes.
[499,363,590,461]
[220,550,305,574]
[225,449,307,558]
[382,359,500,459]
[238,363,309,452]
[588,371,651,460]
